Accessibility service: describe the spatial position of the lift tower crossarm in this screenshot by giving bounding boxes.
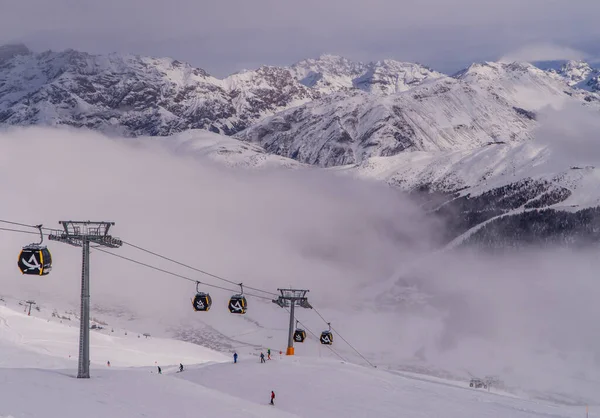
[48,221,122,379]
[272,288,311,356]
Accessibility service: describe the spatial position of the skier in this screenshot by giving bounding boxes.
[107,361,110,367]
[179,363,183,372]
[270,390,275,405]
[233,352,238,364]
[157,366,162,374]
[267,348,271,360]
[260,352,265,363]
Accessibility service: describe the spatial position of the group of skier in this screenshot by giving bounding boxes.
[155,363,183,374]
[153,350,277,406]
[259,348,272,363]
[233,349,276,405]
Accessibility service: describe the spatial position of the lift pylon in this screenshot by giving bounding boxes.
[49,221,122,379]
[272,288,312,355]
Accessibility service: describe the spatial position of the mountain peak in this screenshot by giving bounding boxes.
[291,54,363,73]
[453,60,540,81]
[316,53,351,62]
[354,60,445,94]
[290,54,365,92]
[556,60,595,86]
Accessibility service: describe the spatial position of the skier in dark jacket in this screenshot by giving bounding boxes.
[179,363,183,372]
[270,390,275,405]
[260,352,265,363]
[233,352,238,363]
[157,366,162,374]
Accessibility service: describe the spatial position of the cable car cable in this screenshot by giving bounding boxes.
[311,306,376,368]
[0,226,42,236]
[94,246,353,361]
[121,240,278,297]
[0,218,374,367]
[0,219,42,230]
[0,219,276,297]
[93,247,273,301]
[0,219,62,235]
[0,222,276,301]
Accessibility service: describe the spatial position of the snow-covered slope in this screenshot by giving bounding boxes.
[0,301,591,418]
[179,357,588,418]
[238,62,600,167]
[338,140,578,201]
[0,300,229,368]
[145,129,304,169]
[331,108,600,248]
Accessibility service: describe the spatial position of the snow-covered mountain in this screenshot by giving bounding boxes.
[0,47,447,139]
[2,45,598,160]
[290,54,367,93]
[335,140,593,245]
[290,54,444,95]
[238,62,599,167]
[548,60,600,92]
[0,46,319,136]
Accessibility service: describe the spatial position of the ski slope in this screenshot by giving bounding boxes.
[0,299,228,369]
[0,368,294,418]
[0,301,593,418]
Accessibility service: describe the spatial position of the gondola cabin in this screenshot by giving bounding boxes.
[320,330,333,345]
[18,245,52,276]
[192,292,212,312]
[228,294,247,314]
[293,328,306,343]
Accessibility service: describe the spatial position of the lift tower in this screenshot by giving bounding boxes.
[24,300,36,316]
[49,221,122,378]
[272,289,311,355]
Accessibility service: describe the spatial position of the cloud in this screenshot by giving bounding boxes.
[500,43,589,63]
[0,125,437,323]
[532,103,600,169]
[2,0,600,75]
[348,246,600,403]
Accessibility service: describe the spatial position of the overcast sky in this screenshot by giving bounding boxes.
[2,0,600,77]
